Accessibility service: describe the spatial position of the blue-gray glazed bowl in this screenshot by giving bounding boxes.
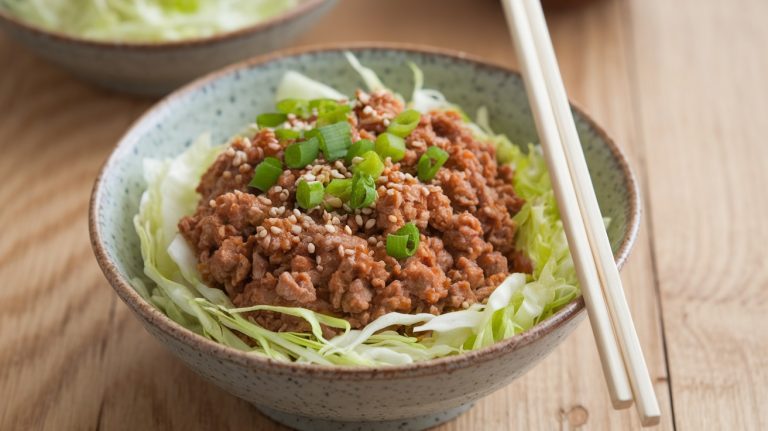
[90,44,640,431]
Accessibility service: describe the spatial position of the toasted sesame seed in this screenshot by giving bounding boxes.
[225,148,235,156]
[388,215,397,223]
[334,160,345,169]
[311,165,322,174]
[342,204,352,212]
[222,171,232,179]
[291,225,302,235]
[267,143,281,151]
[362,208,372,215]
[344,225,353,235]
[332,216,340,225]
[308,243,316,253]
[326,225,336,233]
[270,226,283,234]
[316,265,324,271]
[208,199,216,207]
[386,189,395,196]
[355,215,363,226]
[461,301,469,309]
[376,240,384,248]
[365,219,376,229]
[368,236,377,244]
[234,174,242,182]
[327,196,342,208]
[316,255,322,264]
[331,170,345,179]
[288,215,297,223]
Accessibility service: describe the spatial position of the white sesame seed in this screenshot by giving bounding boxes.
[291,225,302,235]
[268,143,281,151]
[345,249,355,256]
[388,215,397,223]
[383,118,391,126]
[331,170,345,179]
[269,207,278,216]
[344,225,353,235]
[376,240,384,248]
[461,301,469,309]
[334,160,345,169]
[277,206,286,215]
[332,216,340,225]
[365,219,376,229]
[258,229,268,238]
[270,226,283,234]
[316,265,324,271]
[351,156,363,165]
[308,243,316,253]
[326,225,336,233]
[225,148,235,156]
[316,255,322,264]
[288,215,297,223]
[386,189,395,196]
[327,196,342,208]
[311,165,322,175]
[209,199,216,207]
[304,173,316,181]
[355,215,363,226]
[342,204,352,212]
[338,245,345,256]
[362,105,374,115]
[362,208,372,215]
[274,185,283,193]
[293,209,302,217]
[368,236,377,244]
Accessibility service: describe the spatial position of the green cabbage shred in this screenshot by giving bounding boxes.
[0,0,301,42]
[131,56,581,366]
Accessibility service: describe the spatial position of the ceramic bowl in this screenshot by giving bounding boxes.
[0,0,336,96]
[89,44,640,431]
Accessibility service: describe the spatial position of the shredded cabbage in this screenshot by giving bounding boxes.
[0,0,301,42]
[130,55,582,365]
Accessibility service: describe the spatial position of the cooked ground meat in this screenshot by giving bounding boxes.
[179,89,529,332]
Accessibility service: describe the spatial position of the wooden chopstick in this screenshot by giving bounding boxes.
[500,0,634,410]
[519,0,661,425]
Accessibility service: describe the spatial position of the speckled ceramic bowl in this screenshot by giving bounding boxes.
[0,0,336,95]
[89,44,640,431]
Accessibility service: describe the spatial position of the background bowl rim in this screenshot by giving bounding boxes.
[0,0,329,50]
[89,42,641,380]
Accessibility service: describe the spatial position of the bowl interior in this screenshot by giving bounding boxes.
[94,46,635,331]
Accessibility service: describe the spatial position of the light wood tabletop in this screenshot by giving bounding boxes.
[1,0,766,429]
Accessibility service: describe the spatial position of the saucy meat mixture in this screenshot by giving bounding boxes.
[179,89,531,332]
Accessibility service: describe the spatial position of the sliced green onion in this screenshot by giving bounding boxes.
[417,146,449,181]
[249,157,283,192]
[276,128,301,140]
[375,132,406,162]
[386,223,420,259]
[314,100,351,126]
[284,137,320,169]
[349,172,377,209]
[387,109,421,137]
[326,178,352,201]
[313,121,352,161]
[296,180,324,209]
[276,98,309,117]
[346,139,375,163]
[256,113,288,128]
[354,151,385,179]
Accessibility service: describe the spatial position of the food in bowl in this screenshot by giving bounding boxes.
[0,0,304,42]
[133,54,581,365]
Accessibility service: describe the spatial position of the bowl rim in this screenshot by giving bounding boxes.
[89,42,641,380]
[0,0,329,50]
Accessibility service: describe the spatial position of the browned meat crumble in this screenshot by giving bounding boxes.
[179,89,529,332]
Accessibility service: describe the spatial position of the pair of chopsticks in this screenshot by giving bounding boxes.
[501,0,660,426]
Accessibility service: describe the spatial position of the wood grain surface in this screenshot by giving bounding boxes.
[0,0,765,429]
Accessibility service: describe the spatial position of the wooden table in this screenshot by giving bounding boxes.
[1,0,766,429]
